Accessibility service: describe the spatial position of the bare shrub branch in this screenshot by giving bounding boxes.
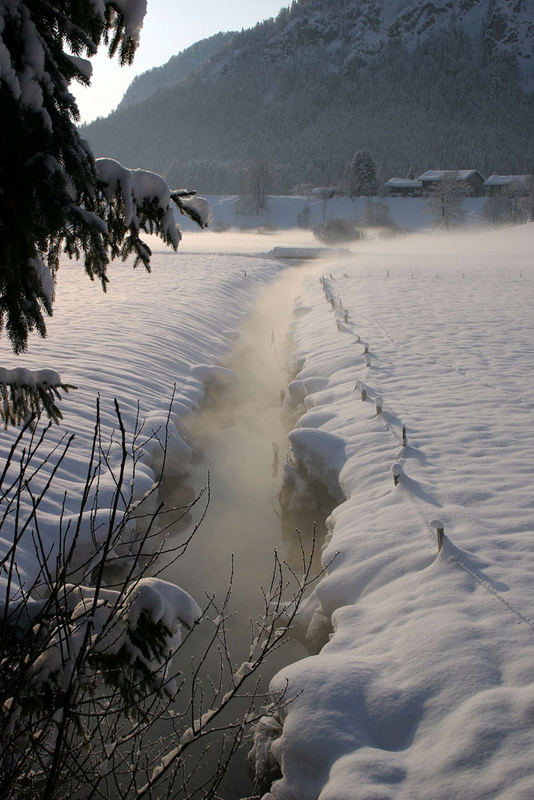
[0,400,318,799]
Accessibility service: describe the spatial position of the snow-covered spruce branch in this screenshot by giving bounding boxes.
[0,1,212,428]
[0,162,211,423]
[0,367,75,427]
[0,2,153,352]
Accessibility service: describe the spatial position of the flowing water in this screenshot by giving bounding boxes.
[159,259,331,797]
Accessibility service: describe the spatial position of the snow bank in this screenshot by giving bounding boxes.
[287,428,345,503]
[0,241,282,596]
[263,223,534,799]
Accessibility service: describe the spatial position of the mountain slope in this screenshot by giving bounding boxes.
[82,0,534,194]
[117,31,235,110]
[214,0,533,77]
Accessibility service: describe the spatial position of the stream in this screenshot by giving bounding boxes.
[159,258,330,798]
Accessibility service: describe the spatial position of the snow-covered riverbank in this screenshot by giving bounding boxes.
[2,223,534,798]
[0,238,283,590]
[262,223,534,799]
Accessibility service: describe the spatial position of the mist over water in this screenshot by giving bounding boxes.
[147,221,534,265]
[168,264,318,606]
[157,258,328,797]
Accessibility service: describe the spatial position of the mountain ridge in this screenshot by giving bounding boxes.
[82,0,534,194]
[117,31,236,111]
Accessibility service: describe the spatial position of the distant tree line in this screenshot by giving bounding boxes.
[83,27,534,195]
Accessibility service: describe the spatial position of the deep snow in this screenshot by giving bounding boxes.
[263,223,534,800]
[0,241,283,592]
[1,220,534,798]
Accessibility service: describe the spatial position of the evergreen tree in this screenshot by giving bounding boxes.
[0,1,209,422]
[347,150,377,197]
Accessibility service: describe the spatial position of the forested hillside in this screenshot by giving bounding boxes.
[83,0,534,193]
[117,32,235,110]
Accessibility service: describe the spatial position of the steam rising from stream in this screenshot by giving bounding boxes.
[157,258,333,797]
[168,264,322,616]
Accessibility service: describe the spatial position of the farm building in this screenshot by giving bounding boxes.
[416,169,486,196]
[382,178,423,197]
[484,175,531,195]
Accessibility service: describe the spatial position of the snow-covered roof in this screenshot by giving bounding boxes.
[485,174,530,186]
[383,178,422,188]
[417,170,484,182]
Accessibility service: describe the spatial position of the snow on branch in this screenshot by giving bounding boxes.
[93,158,211,263]
[171,190,213,229]
[0,1,148,116]
[110,0,148,42]
[97,158,180,250]
[0,367,75,426]
[29,577,201,697]
[0,1,211,396]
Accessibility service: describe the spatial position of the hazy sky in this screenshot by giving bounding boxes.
[73,1,288,123]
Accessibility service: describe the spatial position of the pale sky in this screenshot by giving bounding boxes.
[73,0,289,123]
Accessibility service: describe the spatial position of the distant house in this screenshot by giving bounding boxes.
[382,178,422,197]
[417,170,486,196]
[484,175,531,196]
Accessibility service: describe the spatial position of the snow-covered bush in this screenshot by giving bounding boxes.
[362,198,397,229]
[313,218,363,244]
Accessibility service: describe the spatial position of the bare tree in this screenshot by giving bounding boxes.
[483,192,512,225]
[426,172,465,230]
[238,161,271,216]
[362,199,396,229]
[312,187,335,222]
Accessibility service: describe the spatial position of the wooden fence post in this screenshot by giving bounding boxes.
[431,520,445,551]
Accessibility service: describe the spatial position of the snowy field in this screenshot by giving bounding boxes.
[0,237,283,589]
[1,221,534,797]
[265,223,534,800]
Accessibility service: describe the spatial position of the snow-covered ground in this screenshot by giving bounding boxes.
[264,223,534,800]
[0,236,283,590]
[178,194,486,233]
[1,221,534,797]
